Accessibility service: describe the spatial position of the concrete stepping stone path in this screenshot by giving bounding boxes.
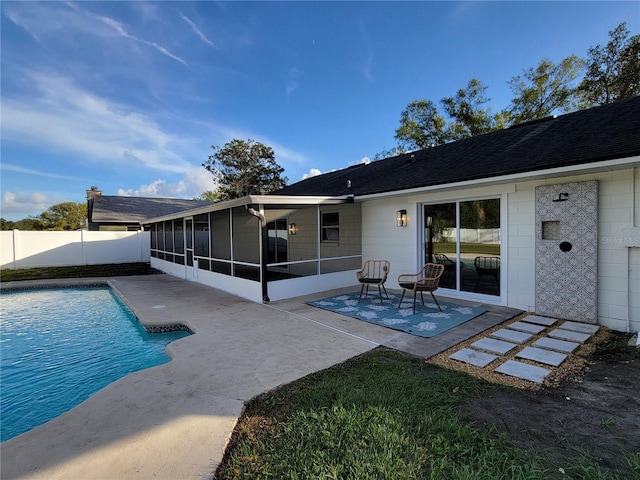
[508,321,547,334]
[559,321,600,335]
[522,315,557,327]
[496,360,552,383]
[548,328,591,344]
[471,337,518,355]
[447,314,600,384]
[516,346,568,367]
[490,328,533,344]
[449,348,497,368]
[532,337,580,353]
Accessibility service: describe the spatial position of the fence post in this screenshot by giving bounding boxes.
[12,229,19,269]
[81,230,87,265]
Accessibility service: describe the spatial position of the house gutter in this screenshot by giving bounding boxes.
[246,205,270,303]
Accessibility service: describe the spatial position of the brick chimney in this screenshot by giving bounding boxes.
[86,186,102,200]
[86,186,102,230]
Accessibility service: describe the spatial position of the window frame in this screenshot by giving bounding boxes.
[320,211,340,243]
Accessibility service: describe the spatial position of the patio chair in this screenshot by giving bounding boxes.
[433,253,457,281]
[397,263,445,314]
[356,260,390,304]
[474,256,500,290]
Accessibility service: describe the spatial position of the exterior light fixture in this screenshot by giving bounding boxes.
[396,210,407,227]
[288,223,297,235]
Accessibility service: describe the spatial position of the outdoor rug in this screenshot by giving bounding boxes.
[307,291,486,338]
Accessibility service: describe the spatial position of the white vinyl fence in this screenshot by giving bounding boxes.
[1,230,150,270]
[440,228,501,244]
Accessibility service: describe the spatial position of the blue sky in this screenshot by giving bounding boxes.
[1,1,638,221]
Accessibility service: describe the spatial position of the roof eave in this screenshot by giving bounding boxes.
[354,155,640,201]
[141,194,354,224]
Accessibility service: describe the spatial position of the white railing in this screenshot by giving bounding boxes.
[1,230,150,270]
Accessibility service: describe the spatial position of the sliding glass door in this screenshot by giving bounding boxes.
[424,198,501,296]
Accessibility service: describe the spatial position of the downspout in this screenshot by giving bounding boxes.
[628,167,637,334]
[246,205,270,303]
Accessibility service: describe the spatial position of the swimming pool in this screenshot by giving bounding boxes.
[0,286,190,441]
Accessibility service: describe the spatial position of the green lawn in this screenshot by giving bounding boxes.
[0,262,159,282]
[434,242,500,256]
[215,348,628,480]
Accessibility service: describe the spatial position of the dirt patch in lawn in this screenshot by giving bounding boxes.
[456,331,640,476]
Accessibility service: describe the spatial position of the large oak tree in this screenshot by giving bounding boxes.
[203,139,288,201]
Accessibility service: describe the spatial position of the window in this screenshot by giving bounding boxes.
[425,198,501,296]
[321,212,340,242]
[267,219,288,264]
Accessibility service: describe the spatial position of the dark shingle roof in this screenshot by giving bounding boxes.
[275,97,640,197]
[90,196,213,224]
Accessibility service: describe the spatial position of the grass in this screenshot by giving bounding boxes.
[0,262,160,282]
[435,242,500,256]
[215,347,630,480]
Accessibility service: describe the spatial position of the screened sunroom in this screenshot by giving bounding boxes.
[143,195,361,303]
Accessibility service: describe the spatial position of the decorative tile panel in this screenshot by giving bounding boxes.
[535,181,598,323]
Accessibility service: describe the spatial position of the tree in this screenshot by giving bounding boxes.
[15,217,46,230]
[194,190,222,202]
[1,218,15,230]
[39,202,87,230]
[372,146,405,161]
[394,99,448,151]
[507,55,585,124]
[441,78,507,139]
[579,22,640,106]
[202,139,288,201]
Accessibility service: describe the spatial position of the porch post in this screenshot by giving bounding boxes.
[246,204,270,302]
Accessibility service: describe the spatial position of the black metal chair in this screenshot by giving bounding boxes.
[474,256,500,290]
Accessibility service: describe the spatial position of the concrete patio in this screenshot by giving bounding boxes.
[0,274,519,480]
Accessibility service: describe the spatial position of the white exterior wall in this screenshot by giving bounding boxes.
[150,257,264,302]
[1,230,150,269]
[360,167,640,332]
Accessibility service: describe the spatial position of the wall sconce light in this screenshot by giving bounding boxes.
[552,192,569,202]
[396,210,407,227]
[288,223,297,235]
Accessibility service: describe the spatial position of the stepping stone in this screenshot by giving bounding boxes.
[471,337,518,355]
[516,346,568,367]
[449,348,497,368]
[495,360,552,383]
[532,337,580,354]
[522,315,557,327]
[490,328,533,344]
[508,321,547,334]
[548,328,591,344]
[559,321,600,335]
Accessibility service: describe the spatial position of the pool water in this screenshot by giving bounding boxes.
[0,287,190,441]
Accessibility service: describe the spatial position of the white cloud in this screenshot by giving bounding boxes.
[1,71,195,174]
[5,2,186,65]
[302,168,323,180]
[215,125,307,166]
[286,67,303,95]
[1,164,84,181]
[180,13,215,47]
[1,191,57,218]
[348,156,371,167]
[117,167,218,198]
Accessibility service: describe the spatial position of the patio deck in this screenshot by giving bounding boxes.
[0,275,520,480]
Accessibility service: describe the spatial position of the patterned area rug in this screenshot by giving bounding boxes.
[307,291,486,338]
